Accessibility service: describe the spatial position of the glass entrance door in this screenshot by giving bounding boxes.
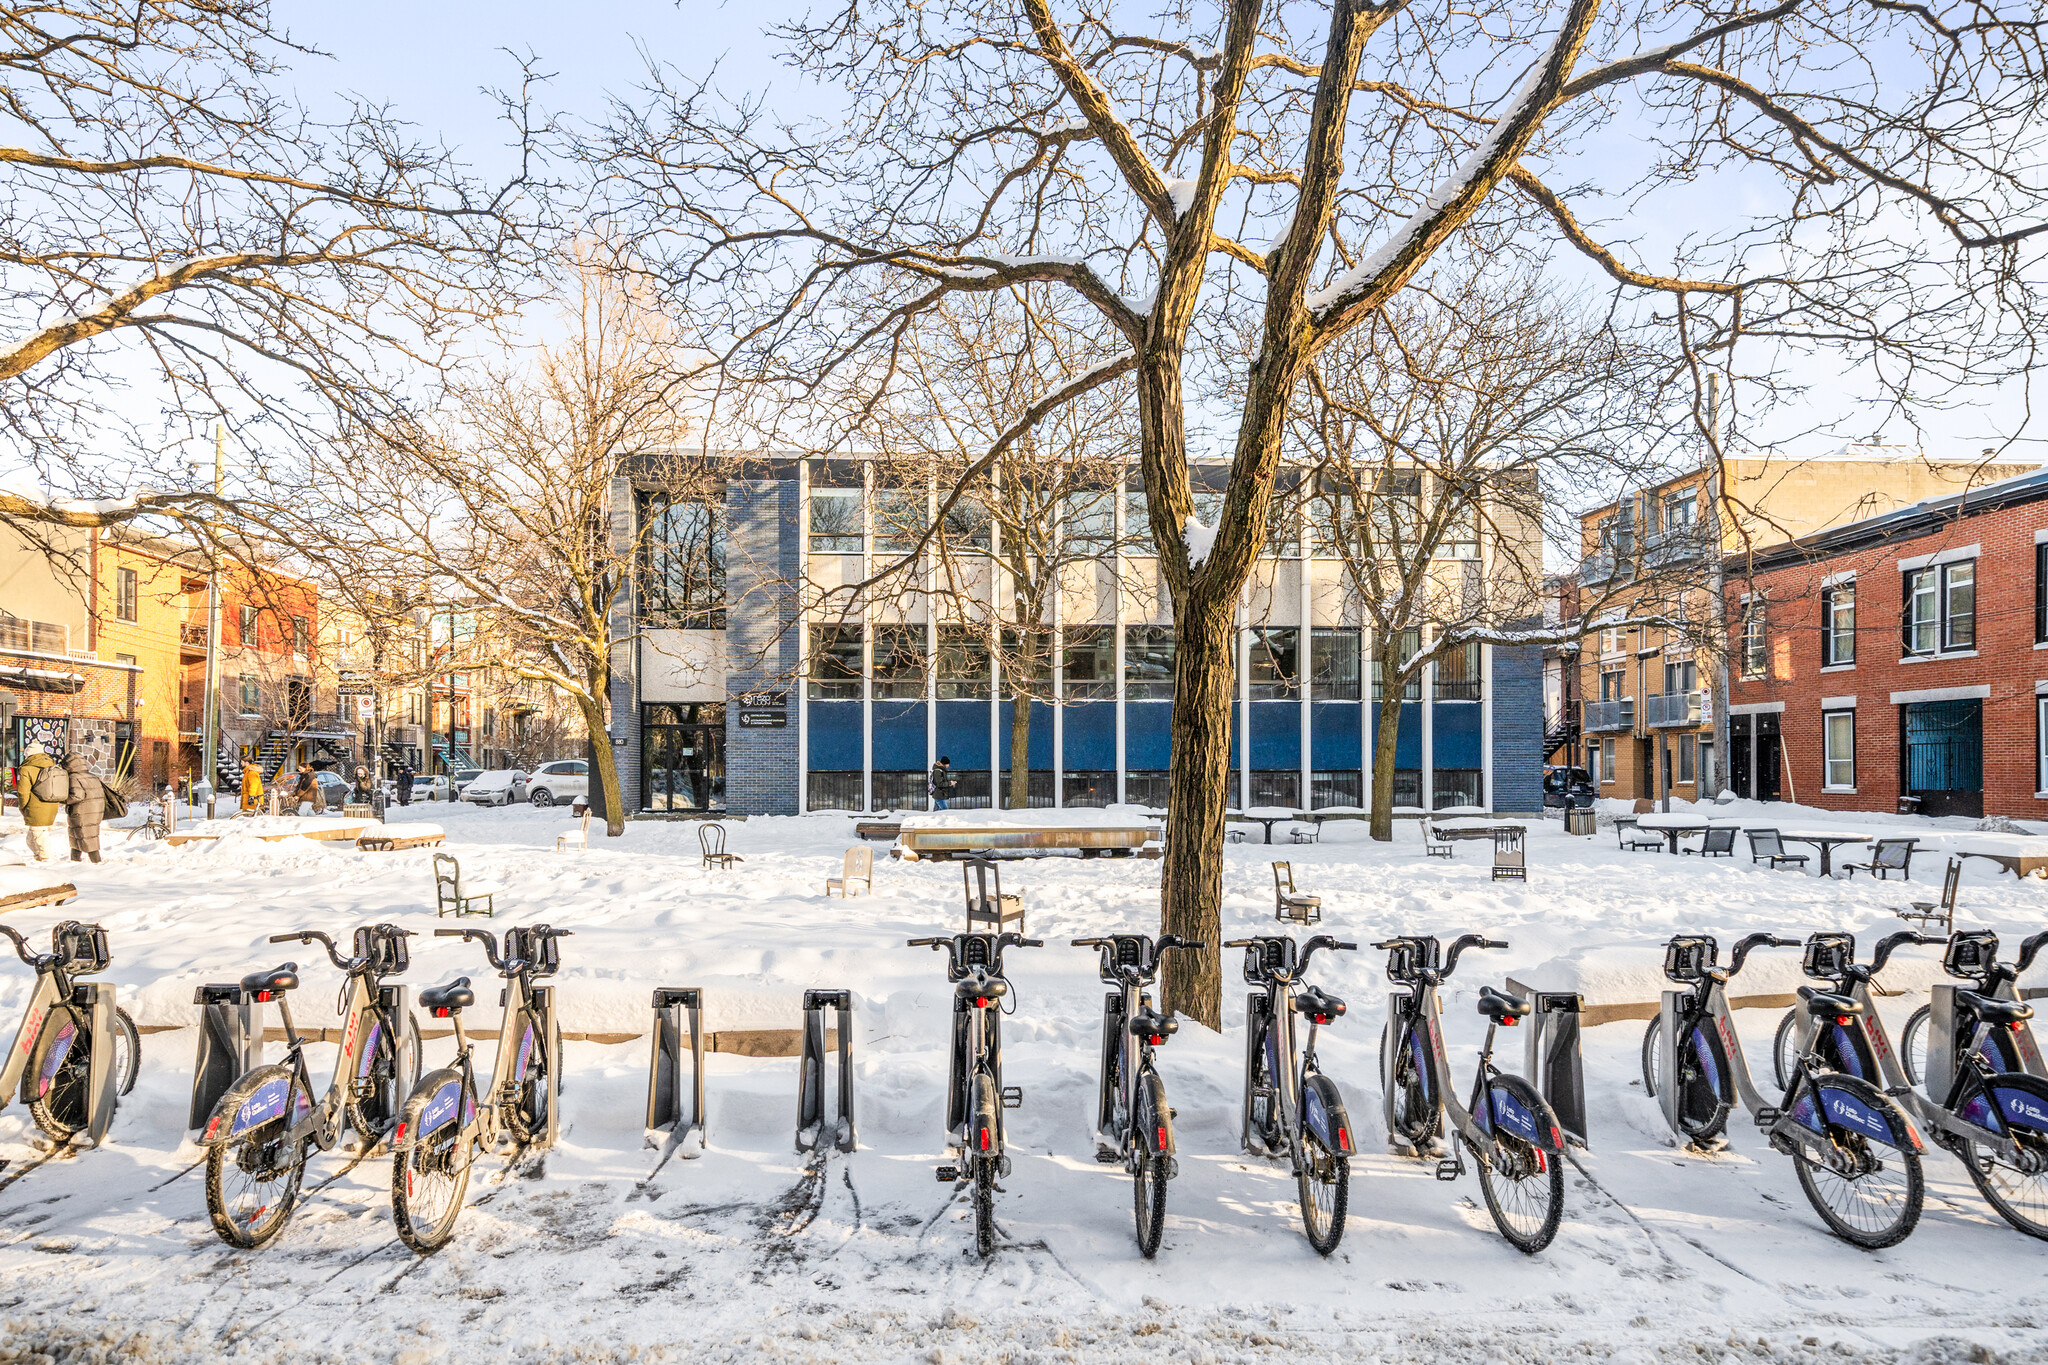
[642,703,726,811]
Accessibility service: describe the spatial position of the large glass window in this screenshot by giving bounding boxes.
[1822,583,1855,666]
[1945,562,1975,649]
[1125,625,1176,699]
[1311,770,1362,808]
[642,702,725,811]
[807,624,862,700]
[934,626,991,699]
[999,627,1052,696]
[808,488,862,554]
[1904,561,1975,655]
[1663,655,1698,694]
[873,487,927,555]
[1310,628,1361,701]
[1062,625,1116,699]
[1432,769,1482,810]
[1435,641,1481,701]
[1372,627,1421,701]
[1369,469,1421,548]
[1064,489,1115,553]
[1124,487,1155,555]
[1823,710,1855,790]
[941,493,991,552]
[871,624,926,699]
[1247,627,1299,700]
[639,493,727,629]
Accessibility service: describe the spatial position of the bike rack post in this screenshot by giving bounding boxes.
[1925,984,1959,1100]
[1520,990,1588,1149]
[644,987,706,1152]
[76,982,119,1147]
[188,982,263,1134]
[1657,989,1685,1139]
[796,988,856,1153]
[530,984,563,1147]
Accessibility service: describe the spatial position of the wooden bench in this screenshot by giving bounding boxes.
[359,825,446,852]
[0,880,79,913]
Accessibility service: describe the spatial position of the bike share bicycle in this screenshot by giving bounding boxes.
[909,929,1041,1257]
[198,923,422,1248]
[1225,933,1358,1255]
[1645,931,1927,1248]
[1888,930,2045,1091]
[1768,929,2048,1241]
[1072,932,1202,1257]
[0,921,138,1157]
[1376,934,1567,1253]
[390,924,571,1252]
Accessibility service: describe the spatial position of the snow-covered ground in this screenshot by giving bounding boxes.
[2,796,2046,1363]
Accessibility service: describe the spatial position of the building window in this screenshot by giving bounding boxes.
[1246,627,1299,700]
[1600,736,1616,783]
[1739,603,1767,678]
[1663,655,1698,695]
[639,493,727,628]
[1124,625,1175,700]
[291,615,309,657]
[872,487,927,555]
[809,488,862,554]
[1311,769,1362,808]
[2037,542,2048,644]
[1904,560,1974,655]
[116,567,138,622]
[1598,667,1624,702]
[807,624,862,700]
[871,624,926,699]
[1062,625,1116,700]
[239,674,259,711]
[115,652,136,666]
[1371,627,1421,701]
[1064,489,1116,553]
[1309,628,1361,701]
[934,626,991,700]
[1678,733,1697,784]
[2039,696,2048,793]
[1822,583,1855,666]
[1823,709,1855,790]
[239,604,258,645]
[1432,768,1482,809]
[1435,641,1481,701]
[1663,490,1696,532]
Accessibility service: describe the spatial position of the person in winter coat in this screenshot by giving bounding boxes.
[291,764,326,815]
[397,763,415,806]
[351,762,373,803]
[14,743,62,862]
[929,756,957,811]
[240,761,264,812]
[60,751,104,863]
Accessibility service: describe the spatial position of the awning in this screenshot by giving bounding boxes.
[0,665,86,694]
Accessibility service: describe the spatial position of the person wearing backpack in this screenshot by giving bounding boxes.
[60,750,105,863]
[929,755,957,811]
[14,742,63,862]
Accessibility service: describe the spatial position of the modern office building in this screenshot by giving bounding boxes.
[608,454,1550,817]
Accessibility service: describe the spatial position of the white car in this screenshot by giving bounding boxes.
[450,767,483,797]
[382,774,451,802]
[524,759,590,808]
[464,769,530,806]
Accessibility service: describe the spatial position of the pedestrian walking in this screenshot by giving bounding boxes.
[929,756,957,811]
[398,763,415,806]
[14,742,63,862]
[240,761,264,812]
[60,750,105,864]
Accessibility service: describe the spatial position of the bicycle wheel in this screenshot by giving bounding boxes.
[503,1012,552,1145]
[1787,1076,1923,1249]
[1385,1019,1440,1148]
[1643,1013,1731,1142]
[1296,1133,1349,1255]
[1899,1005,1929,1088]
[112,1006,140,1097]
[347,1009,421,1144]
[391,1074,476,1254]
[25,1005,92,1140]
[1773,1009,1801,1090]
[1475,1076,1565,1254]
[205,1075,312,1249]
[1245,1014,1283,1153]
[1133,1072,1169,1258]
[1960,1073,2048,1241]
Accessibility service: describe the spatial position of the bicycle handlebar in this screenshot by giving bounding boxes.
[269,930,351,971]
[0,923,36,966]
[1867,929,1941,978]
[436,926,505,971]
[1442,933,1505,979]
[1728,933,1801,977]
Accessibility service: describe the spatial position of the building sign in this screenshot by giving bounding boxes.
[739,709,788,729]
[1698,692,1715,725]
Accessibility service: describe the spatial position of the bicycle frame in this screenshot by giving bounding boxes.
[0,927,118,1145]
[1389,971,1536,1168]
[1653,933,1797,1137]
[1083,938,1174,1163]
[911,931,1038,1174]
[1233,935,1355,1173]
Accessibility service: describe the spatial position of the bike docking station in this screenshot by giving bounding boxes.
[1507,984,1590,1149]
[796,988,857,1154]
[188,981,264,1136]
[0,921,130,1157]
[644,986,707,1155]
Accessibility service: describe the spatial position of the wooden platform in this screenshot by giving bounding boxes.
[0,882,78,913]
[165,819,378,847]
[357,832,445,852]
[894,823,1159,860]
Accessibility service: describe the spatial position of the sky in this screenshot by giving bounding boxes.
[273,1,2044,468]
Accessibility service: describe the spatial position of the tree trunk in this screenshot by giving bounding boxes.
[1160,594,1237,1030]
[1008,692,1032,809]
[574,689,627,837]
[1368,657,1409,842]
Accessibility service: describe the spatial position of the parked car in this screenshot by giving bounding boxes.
[1542,765,1594,809]
[450,767,483,797]
[381,774,451,802]
[465,769,530,806]
[312,771,353,807]
[524,759,590,808]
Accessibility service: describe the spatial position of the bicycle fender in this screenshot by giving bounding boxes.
[1136,1071,1174,1157]
[1989,1075,2048,1135]
[200,1064,306,1147]
[1487,1076,1565,1154]
[1301,1075,1354,1155]
[1811,1075,1923,1152]
[392,1067,469,1153]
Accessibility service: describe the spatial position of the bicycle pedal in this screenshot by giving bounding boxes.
[1434,1159,1463,1182]
[1754,1107,1782,1127]
[935,1165,959,1182]
[1000,1087,1024,1110]
[1094,1143,1122,1165]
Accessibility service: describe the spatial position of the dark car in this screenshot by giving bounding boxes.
[1542,765,1594,809]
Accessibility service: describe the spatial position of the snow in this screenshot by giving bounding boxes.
[3,797,2048,1360]
[1184,513,1217,565]
[1164,177,1198,217]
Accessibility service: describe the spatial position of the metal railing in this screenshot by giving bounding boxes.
[1583,698,1634,732]
[0,615,69,655]
[179,622,209,649]
[1643,690,1701,728]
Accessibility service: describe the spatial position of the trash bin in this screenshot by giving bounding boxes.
[1566,806,1597,837]
[1897,795,1922,816]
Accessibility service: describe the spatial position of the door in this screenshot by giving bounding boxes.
[1729,715,1752,798]
[1638,738,1656,798]
[642,704,726,812]
[1903,700,1983,819]
[286,676,311,730]
[1756,712,1782,802]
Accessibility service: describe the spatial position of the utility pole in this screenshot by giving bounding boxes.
[200,423,225,818]
[1706,372,1730,802]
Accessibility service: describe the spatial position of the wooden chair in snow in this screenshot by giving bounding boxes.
[1272,862,1322,925]
[556,805,592,853]
[826,846,874,898]
[962,857,1023,933]
[699,822,742,871]
[1490,828,1526,883]
[434,853,500,918]
[1896,858,1962,932]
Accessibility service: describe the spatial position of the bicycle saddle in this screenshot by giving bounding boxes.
[1475,986,1530,1022]
[1127,1007,1178,1040]
[1292,986,1346,1021]
[241,964,299,998]
[1957,989,2033,1026]
[420,977,475,1014]
[956,975,1008,1002]
[1797,986,1862,1017]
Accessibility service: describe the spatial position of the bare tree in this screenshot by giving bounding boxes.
[0,0,548,537]
[596,0,2048,1024]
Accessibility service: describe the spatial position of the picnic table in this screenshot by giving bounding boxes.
[1631,813,1709,854]
[1954,849,2048,879]
[1774,830,1872,878]
[1230,807,1299,844]
[1434,818,1527,843]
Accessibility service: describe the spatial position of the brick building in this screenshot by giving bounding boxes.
[1723,465,2048,819]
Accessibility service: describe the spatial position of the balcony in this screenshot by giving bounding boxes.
[1643,690,1701,728]
[180,622,209,656]
[1583,698,1634,732]
[0,615,70,655]
[1643,523,1717,568]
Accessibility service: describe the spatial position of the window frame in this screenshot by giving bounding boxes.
[1821,583,1856,667]
[1124,624,1176,700]
[1822,708,1856,791]
[2039,695,2048,795]
[1371,627,1422,701]
[1739,601,1767,679]
[806,624,863,700]
[1246,626,1300,701]
[807,488,863,554]
[116,567,138,622]
[1902,560,1976,655]
[1308,628,1361,701]
[638,492,728,629]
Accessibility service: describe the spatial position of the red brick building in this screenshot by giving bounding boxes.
[1723,467,2048,819]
